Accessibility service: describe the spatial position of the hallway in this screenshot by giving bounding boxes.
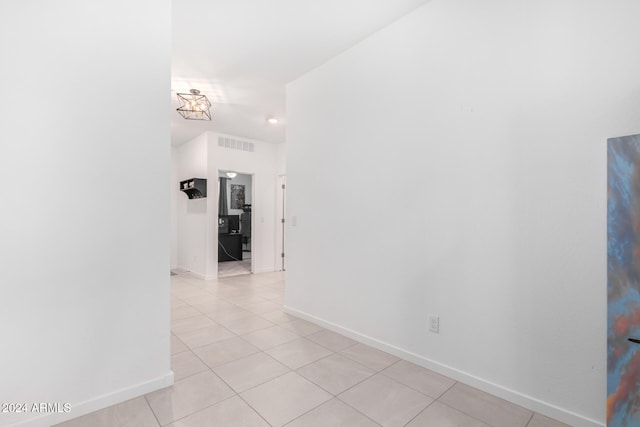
[55,272,569,427]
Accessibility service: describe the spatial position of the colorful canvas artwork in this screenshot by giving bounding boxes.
[608,134,640,426]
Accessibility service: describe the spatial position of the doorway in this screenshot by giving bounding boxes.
[218,170,253,278]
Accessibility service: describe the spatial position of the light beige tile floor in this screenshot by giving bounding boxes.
[55,272,573,427]
[217,254,252,278]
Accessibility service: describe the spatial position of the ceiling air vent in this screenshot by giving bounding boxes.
[218,136,254,152]
[180,178,207,199]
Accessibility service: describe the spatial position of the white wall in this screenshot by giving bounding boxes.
[175,133,208,276]
[276,141,287,176]
[0,2,172,426]
[173,133,284,278]
[285,1,640,426]
[275,175,287,272]
[171,146,179,269]
[207,133,283,276]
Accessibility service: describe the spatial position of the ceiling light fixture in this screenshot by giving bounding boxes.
[226,172,237,178]
[176,89,212,121]
[267,117,278,124]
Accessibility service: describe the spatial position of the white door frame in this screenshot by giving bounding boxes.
[216,168,255,277]
[275,174,286,271]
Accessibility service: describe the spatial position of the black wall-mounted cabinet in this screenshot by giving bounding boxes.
[180,178,207,199]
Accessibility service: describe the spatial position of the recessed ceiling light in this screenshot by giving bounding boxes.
[226,172,237,178]
[267,118,278,124]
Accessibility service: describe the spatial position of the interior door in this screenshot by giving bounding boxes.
[607,134,640,426]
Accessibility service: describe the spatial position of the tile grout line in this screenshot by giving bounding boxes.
[169,293,277,425]
[162,342,238,423]
[225,340,381,425]
[235,390,275,427]
[317,352,437,426]
[256,347,384,427]
[170,329,277,426]
[142,394,162,427]
[228,353,292,394]
[157,395,242,427]
[281,395,382,427]
[524,411,535,427]
[376,360,459,401]
[400,398,438,427]
[174,323,238,349]
[172,273,551,427]
[174,275,398,425]
[435,396,521,427]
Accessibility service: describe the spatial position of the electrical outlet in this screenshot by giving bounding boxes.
[429,315,440,333]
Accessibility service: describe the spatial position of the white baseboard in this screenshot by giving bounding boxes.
[186,270,207,279]
[284,306,603,427]
[174,265,211,279]
[7,372,174,427]
[176,264,274,279]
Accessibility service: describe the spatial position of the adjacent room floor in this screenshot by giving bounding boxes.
[217,250,252,278]
[55,272,570,427]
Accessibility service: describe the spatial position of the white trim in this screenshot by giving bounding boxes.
[215,169,255,279]
[187,270,217,280]
[253,266,275,274]
[275,174,286,272]
[284,306,603,427]
[7,372,174,427]
[174,265,208,279]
